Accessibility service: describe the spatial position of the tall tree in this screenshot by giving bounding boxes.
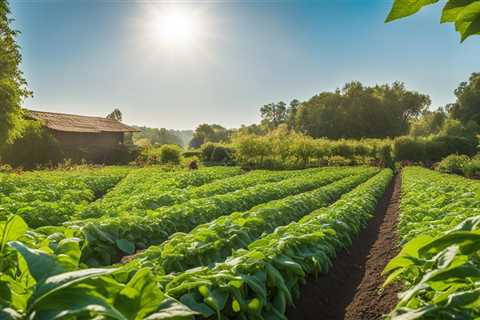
[106,108,122,121]
[0,0,31,145]
[295,81,430,139]
[260,102,288,129]
[189,123,231,148]
[448,73,480,125]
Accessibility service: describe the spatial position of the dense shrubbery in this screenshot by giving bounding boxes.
[136,144,183,165]
[0,121,63,169]
[392,134,477,164]
[436,154,480,178]
[231,130,392,169]
[200,142,234,164]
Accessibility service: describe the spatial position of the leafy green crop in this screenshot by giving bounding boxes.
[80,166,243,219]
[0,167,131,228]
[74,167,363,266]
[138,168,379,274]
[154,169,392,319]
[383,167,480,319]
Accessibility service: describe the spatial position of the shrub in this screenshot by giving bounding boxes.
[436,154,470,175]
[0,121,63,169]
[393,137,425,162]
[200,142,216,162]
[463,158,480,178]
[326,155,351,166]
[159,144,182,164]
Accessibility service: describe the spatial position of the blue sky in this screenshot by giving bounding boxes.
[11,0,480,130]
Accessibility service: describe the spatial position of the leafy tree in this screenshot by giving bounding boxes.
[0,0,31,145]
[260,102,288,129]
[189,123,231,148]
[410,109,447,136]
[448,72,480,124]
[386,0,480,42]
[287,99,301,129]
[106,108,122,121]
[133,126,183,147]
[295,81,430,139]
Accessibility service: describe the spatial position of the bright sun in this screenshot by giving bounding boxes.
[153,7,201,48]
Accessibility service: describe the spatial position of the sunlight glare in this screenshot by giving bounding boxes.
[153,7,201,48]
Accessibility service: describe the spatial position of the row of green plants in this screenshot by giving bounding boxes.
[193,129,477,169]
[80,166,243,219]
[138,168,378,274]
[0,166,132,228]
[383,167,480,319]
[70,167,358,266]
[0,168,392,320]
[151,168,393,319]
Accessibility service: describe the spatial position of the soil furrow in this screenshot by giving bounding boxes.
[286,173,401,320]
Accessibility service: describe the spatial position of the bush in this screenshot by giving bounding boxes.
[0,121,63,169]
[159,144,182,164]
[201,143,234,164]
[326,155,351,166]
[393,137,425,162]
[183,150,202,158]
[436,154,470,175]
[463,159,480,178]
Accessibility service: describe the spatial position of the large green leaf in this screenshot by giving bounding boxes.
[29,268,119,310]
[385,0,440,22]
[30,286,127,320]
[454,1,480,41]
[144,297,197,320]
[441,0,477,22]
[0,216,28,253]
[8,241,63,284]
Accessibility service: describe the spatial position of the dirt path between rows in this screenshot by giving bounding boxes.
[286,174,402,320]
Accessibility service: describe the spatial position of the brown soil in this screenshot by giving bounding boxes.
[286,174,402,320]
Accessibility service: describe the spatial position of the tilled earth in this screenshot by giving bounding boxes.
[287,174,402,320]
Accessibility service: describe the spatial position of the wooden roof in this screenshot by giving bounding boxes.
[25,110,140,133]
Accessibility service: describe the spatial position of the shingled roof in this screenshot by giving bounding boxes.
[25,110,140,133]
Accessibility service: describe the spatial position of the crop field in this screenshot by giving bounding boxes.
[2,165,480,319]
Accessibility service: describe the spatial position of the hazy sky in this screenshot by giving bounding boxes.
[11,0,480,130]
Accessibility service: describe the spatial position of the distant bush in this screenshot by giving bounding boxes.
[201,142,234,164]
[183,150,202,158]
[159,144,182,164]
[393,137,425,162]
[436,154,470,175]
[463,157,480,178]
[327,156,351,166]
[0,121,63,169]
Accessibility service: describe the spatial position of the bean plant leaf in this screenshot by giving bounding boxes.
[385,0,440,22]
[8,241,64,284]
[30,286,128,320]
[116,239,135,254]
[0,216,28,253]
[441,0,477,22]
[144,298,197,320]
[29,268,120,310]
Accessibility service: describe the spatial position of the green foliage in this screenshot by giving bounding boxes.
[393,137,426,162]
[386,0,480,42]
[80,166,242,219]
[106,108,122,121]
[436,154,471,174]
[200,142,234,164]
[0,215,196,319]
[157,169,392,319]
[295,81,430,139]
[410,109,446,137]
[189,124,232,149]
[132,126,188,147]
[0,121,62,169]
[0,1,31,145]
[382,168,480,318]
[232,130,389,169]
[0,166,130,228]
[449,73,480,125]
[138,167,377,274]
[74,168,352,266]
[159,144,182,165]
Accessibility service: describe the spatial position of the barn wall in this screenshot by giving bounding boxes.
[50,131,123,147]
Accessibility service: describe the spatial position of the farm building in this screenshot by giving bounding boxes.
[24,110,140,164]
